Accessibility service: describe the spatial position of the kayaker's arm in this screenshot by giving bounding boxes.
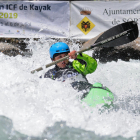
[72,53,97,76]
[44,69,56,80]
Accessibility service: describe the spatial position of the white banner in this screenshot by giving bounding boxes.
[70,1,140,39]
[0,1,69,38]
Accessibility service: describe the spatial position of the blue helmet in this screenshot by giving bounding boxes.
[49,42,70,59]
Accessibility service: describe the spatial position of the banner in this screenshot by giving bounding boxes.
[0,1,140,39]
[70,1,140,39]
[0,1,69,38]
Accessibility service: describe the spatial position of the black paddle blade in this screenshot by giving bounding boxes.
[95,21,139,48]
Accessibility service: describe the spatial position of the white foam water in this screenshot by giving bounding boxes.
[0,38,140,140]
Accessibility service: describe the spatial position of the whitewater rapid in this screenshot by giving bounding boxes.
[0,38,140,139]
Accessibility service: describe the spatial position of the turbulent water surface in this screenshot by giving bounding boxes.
[0,38,140,140]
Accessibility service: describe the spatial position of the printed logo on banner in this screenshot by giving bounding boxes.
[80,10,91,15]
[77,16,95,35]
[4,30,14,34]
[16,30,20,34]
[16,30,25,35]
[80,7,92,15]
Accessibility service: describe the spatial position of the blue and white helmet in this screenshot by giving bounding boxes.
[49,42,70,59]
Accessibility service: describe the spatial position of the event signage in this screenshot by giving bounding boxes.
[0,1,69,38]
[0,1,140,39]
[70,1,140,39]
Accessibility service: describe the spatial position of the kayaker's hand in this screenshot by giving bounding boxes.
[68,50,77,59]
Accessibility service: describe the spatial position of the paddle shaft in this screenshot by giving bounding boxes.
[31,28,132,74]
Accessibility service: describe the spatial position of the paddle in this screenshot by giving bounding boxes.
[31,21,139,74]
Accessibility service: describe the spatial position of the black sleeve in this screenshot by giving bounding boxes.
[39,69,54,79]
[44,69,54,79]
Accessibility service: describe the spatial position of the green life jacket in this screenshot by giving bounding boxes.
[72,53,97,76]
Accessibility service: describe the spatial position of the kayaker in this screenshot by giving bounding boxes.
[43,42,97,95]
[43,42,114,107]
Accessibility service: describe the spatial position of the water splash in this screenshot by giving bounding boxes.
[0,38,140,139]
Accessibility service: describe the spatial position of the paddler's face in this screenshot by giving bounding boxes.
[53,53,69,68]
